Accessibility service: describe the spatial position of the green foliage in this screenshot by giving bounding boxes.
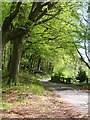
[3,71,40,85]
[54,71,64,78]
[53,55,78,78]
[77,83,90,86]
[76,67,87,82]
[2,1,89,86]
[2,2,12,21]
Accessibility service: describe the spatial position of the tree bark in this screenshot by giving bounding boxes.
[7,39,22,86]
[2,2,22,49]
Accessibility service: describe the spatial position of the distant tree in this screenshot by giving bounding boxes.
[76,67,87,82]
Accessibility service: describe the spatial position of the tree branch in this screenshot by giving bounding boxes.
[74,42,90,69]
[2,1,22,33]
[35,8,62,25]
[29,3,43,22]
[84,40,90,62]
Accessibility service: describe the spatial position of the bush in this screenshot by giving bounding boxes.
[50,71,64,83]
[76,67,87,82]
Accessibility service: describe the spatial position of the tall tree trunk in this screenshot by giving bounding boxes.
[37,57,41,70]
[7,47,12,72]
[28,55,33,73]
[2,47,6,70]
[48,62,53,72]
[7,39,22,86]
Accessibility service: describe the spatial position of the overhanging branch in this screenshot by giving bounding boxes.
[74,42,90,69]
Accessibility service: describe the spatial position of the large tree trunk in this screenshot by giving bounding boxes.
[7,39,22,86]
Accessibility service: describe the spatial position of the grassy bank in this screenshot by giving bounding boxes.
[2,72,49,109]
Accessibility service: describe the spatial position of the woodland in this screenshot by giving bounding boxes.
[1,1,90,118]
[2,1,90,85]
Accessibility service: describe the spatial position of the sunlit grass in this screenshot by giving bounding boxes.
[3,83,45,95]
[2,72,52,108]
[2,75,45,104]
[3,102,13,108]
[30,83,45,95]
[2,83,45,106]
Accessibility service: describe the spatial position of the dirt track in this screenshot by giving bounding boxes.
[40,78,89,117]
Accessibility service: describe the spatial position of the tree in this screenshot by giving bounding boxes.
[76,66,87,82]
[74,2,90,69]
[2,1,86,85]
[2,2,63,85]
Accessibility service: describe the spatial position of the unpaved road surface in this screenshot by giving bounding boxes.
[40,78,89,116]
